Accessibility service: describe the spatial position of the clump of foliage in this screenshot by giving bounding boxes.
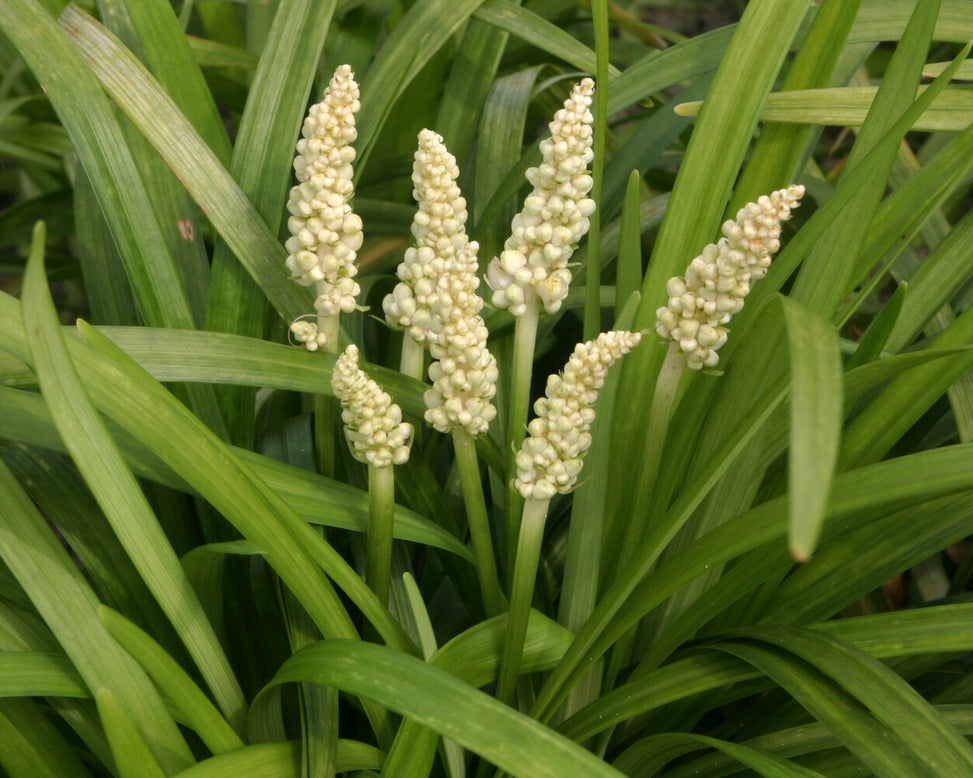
[0,0,972,776]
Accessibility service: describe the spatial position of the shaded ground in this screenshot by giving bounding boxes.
[639,0,742,35]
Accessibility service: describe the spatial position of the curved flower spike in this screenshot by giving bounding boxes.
[331,345,413,468]
[655,184,805,369]
[486,79,596,316]
[514,330,642,501]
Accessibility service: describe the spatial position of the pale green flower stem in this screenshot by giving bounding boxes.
[308,310,343,770]
[315,310,341,478]
[452,428,505,617]
[598,342,685,737]
[496,495,550,707]
[504,298,540,581]
[398,333,425,381]
[618,341,685,562]
[367,463,396,606]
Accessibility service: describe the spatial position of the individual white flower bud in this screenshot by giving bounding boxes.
[513,331,641,500]
[655,185,804,369]
[486,79,596,316]
[285,65,362,347]
[331,345,413,467]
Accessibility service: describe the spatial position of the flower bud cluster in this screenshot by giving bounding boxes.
[655,185,805,370]
[486,79,596,316]
[422,240,499,436]
[290,319,329,352]
[285,65,363,346]
[383,129,470,346]
[331,344,413,467]
[514,331,642,501]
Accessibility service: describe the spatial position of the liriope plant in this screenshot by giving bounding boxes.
[0,1,972,777]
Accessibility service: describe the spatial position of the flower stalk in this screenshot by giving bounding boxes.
[495,495,549,707]
[384,130,503,615]
[612,186,806,572]
[367,463,396,606]
[485,79,597,574]
[285,65,363,478]
[331,344,413,604]
[452,427,505,617]
[503,297,539,574]
[496,331,641,706]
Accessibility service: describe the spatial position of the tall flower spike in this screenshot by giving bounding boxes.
[423,239,499,436]
[285,65,363,347]
[486,79,596,316]
[656,185,805,370]
[514,331,642,501]
[331,344,413,467]
[383,129,469,346]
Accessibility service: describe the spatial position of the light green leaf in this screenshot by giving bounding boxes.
[99,607,244,755]
[729,628,973,776]
[58,4,311,323]
[780,296,842,561]
[171,740,385,777]
[0,231,192,775]
[559,599,973,743]
[676,85,973,132]
[0,652,86,698]
[713,641,933,778]
[255,640,624,778]
[534,441,973,725]
[923,60,973,79]
[0,384,472,560]
[95,689,167,778]
[0,0,209,332]
[0,699,93,778]
[474,0,619,77]
[21,224,247,734]
[613,732,825,777]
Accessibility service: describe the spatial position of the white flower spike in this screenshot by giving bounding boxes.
[422,238,499,436]
[331,344,413,468]
[383,130,499,436]
[486,79,596,316]
[285,65,363,347]
[656,185,805,369]
[514,331,642,501]
[383,129,470,346]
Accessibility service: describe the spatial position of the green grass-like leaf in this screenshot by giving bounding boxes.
[255,639,624,778]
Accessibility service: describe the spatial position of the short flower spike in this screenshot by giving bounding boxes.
[285,65,363,346]
[514,330,642,500]
[656,185,804,369]
[422,237,499,436]
[486,79,596,316]
[331,345,413,467]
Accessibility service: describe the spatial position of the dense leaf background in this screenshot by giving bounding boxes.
[0,1,972,776]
